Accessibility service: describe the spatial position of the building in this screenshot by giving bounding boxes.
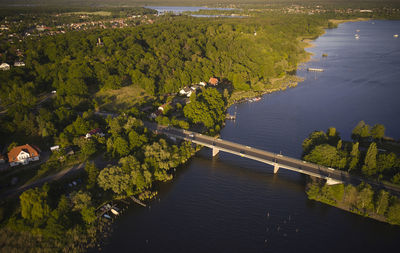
[199,81,207,87]
[14,61,25,67]
[8,144,40,167]
[209,77,219,86]
[85,128,105,139]
[179,87,192,97]
[0,63,10,71]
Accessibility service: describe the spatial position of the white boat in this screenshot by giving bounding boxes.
[307,68,324,72]
[111,208,119,215]
[103,214,111,219]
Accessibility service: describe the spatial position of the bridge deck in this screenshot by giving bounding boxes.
[145,122,400,193]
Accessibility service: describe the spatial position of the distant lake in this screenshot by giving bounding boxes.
[102,20,400,253]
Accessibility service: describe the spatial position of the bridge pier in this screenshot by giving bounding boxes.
[326,178,342,185]
[212,147,220,157]
[273,164,279,174]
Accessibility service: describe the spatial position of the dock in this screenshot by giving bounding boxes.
[307,68,324,72]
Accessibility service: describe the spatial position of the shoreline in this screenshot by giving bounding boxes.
[88,17,377,251]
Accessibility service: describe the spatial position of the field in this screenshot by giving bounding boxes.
[95,86,154,112]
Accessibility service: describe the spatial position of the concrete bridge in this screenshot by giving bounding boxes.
[145,123,400,193]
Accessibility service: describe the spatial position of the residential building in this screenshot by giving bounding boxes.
[14,61,25,67]
[0,63,10,71]
[85,128,105,139]
[209,77,219,86]
[8,144,40,167]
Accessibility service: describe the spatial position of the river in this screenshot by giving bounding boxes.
[102,20,400,252]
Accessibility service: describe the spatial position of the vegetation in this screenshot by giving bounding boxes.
[1,2,400,251]
[302,122,400,184]
[307,180,400,225]
[303,122,400,225]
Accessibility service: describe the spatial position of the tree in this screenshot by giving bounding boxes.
[98,165,132,195]
[387,202,400,225]
[302,131,328,154]
[114,136,130,157]
[356,184,374,213]
[352,120,370,140]
[371,124,385,140]
[80,206,96,224]
[349,142,360,171]
[85,162,99,190]
[362,142,378,176]
[375,190,389,216]
[20,187,50,223]
[70,191,92,211]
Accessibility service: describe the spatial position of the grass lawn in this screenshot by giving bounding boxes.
[95,86,154,112]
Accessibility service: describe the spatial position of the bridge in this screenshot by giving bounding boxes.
[145,123,400,193]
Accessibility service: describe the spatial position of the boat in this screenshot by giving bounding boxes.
[307,68,324,72]
[103,214,111,219]
[355,34,360,40]
[394,34,399,38]
[111,208,119,215]
[356,29,360,32]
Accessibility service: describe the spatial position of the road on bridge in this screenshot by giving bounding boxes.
[144,122,400,195]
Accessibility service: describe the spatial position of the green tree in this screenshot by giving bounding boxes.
[352,120,370,140]
[70,191,92,211]
[371,124,385,140]
[20,187,50,223]
[356,184,374,213]
[361,142,378,177]
[85,162,99,190]
[387,202,400,225]
[114,136,130,157]
[302,131,328,154]
[98,165,131,195]
[375,190,389,216]
[349,142,360,171]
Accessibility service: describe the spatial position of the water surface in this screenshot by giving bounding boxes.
[103,20,400,253]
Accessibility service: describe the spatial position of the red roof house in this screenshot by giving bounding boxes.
[209,77,219,86]
[7,144,40,167]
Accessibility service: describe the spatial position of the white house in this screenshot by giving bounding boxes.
[199,81,207,87]
[8,144,40,167]
[179,87,192,97]
[0,63,10,71]
[14,61,25,67]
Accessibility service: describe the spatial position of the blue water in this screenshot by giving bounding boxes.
[102,20,400,253]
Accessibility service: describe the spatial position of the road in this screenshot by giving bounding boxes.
[145,122,400,194]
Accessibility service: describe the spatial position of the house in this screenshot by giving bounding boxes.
[179,87,192,97]
[0,63,10,71]
[14,61,25,67]
[50,145,60,152]
[85,128,105,138]
[209,77,219,86]
[8,144,40,167]
[158,103,170,112]
[199,81,207,87]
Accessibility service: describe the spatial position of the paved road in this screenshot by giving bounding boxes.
[145,122,400,194]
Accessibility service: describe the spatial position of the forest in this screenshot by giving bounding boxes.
[303,122,400,225]
[0,10,333,251]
